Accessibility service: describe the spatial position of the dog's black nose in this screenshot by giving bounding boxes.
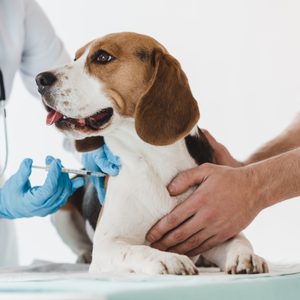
[36,72,57,93]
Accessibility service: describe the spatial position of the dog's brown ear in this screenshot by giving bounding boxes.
[75,136,104,152]
[135,50,200,146]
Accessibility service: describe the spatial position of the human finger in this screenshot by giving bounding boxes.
[71,177,86,191]
[185,234,226,257]
[14,158,33,190]
[146,197,198,243]
[168,228,213,255]
[167,164,213,196]
[36,159,63,200]
[151,215,205,251]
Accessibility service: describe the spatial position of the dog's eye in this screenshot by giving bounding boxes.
[92,50,115,64]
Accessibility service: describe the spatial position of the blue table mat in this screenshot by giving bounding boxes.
[0,263,299,300]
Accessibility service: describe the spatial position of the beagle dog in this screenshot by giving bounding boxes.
[36,32,268,275]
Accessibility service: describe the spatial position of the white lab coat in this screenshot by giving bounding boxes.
[0,0,69,266]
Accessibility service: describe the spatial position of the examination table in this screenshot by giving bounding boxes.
[0,261,299,300]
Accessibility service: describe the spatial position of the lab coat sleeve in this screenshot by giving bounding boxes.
[20,0,70,97]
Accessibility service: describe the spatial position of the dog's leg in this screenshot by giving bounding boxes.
[201,233,268,274]
[51,207,93,264]
[89,165,199,275]
[90,237,198,275]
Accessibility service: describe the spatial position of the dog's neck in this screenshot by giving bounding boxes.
[103,118,197,184]
[104,118,196,160]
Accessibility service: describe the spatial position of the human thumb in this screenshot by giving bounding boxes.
[14,158,33,189]
[167,164,212,196]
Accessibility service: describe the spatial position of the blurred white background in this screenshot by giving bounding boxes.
[4,0,300,265]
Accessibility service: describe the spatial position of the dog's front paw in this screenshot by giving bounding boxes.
[225,253,269,274]
[144,253,198,275]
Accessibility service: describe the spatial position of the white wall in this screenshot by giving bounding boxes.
[5,0,300,265]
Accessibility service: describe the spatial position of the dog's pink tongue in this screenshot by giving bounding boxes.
[46,110,63,125]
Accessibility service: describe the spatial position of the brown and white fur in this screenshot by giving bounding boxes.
[36,32,268,275]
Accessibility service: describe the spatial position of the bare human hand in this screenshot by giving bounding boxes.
[202,129,243,167]
[146,131,262,256]
[147,163,262,256]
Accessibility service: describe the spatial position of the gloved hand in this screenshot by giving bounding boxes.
[0,156,85,219]
[82,144,121,204]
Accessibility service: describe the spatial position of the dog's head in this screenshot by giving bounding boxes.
[36,32,199,150]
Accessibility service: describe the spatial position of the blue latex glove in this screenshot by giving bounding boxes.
[0,156,85,219]
[82,144,121,204]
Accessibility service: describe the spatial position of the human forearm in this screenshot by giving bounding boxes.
[248,147,300,209]
[246,113,300,164]
[20,0,70,97]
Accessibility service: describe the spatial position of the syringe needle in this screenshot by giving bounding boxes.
[32,165,106,177]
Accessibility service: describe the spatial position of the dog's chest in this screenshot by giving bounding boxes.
[96,124,215,240]
[98,135,196,239]
[102,126,196,219]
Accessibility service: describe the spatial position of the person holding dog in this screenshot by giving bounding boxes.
[147,113,300,256]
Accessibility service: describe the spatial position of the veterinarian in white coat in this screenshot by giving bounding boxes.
[0,0,85,267]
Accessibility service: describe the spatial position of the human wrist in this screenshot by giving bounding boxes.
[244,157,288,210]
[241,164,268,213]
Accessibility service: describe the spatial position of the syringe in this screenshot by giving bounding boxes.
[32,165,106,177]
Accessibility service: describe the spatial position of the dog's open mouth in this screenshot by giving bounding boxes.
[45,106,113,131]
